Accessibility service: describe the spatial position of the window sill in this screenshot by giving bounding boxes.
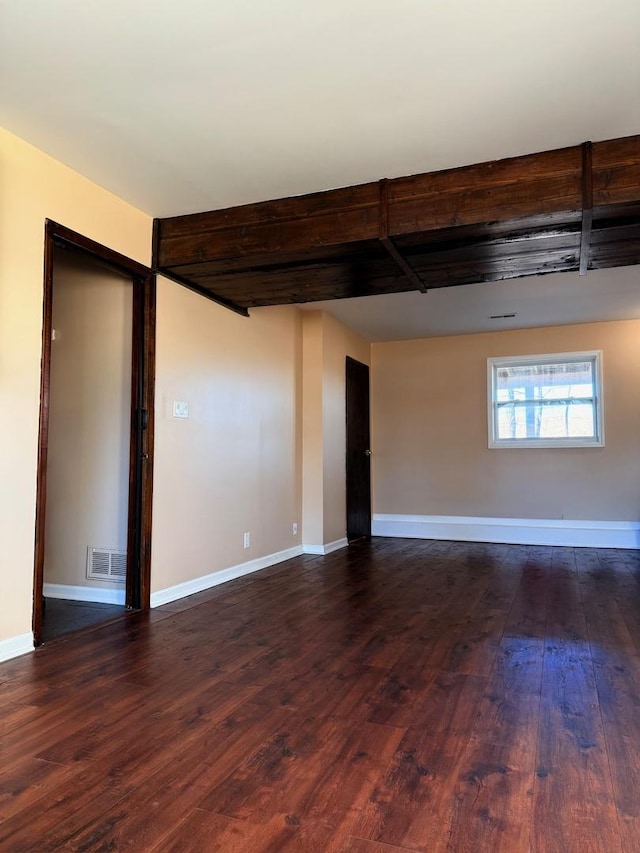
[489,439,604,449]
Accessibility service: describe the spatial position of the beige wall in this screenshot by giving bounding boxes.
[151,278,303,593]
[301,312,324,546]
[372,319,640,521]
[301,311,370,546]
[44,251,132,589]
[0,127,151,644]
[0,124,366,644]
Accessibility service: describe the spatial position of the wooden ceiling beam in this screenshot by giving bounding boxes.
[380,237,429,293]
[156,183,380,267]
[153,134,640,309]
[156,137,640,270]
[579,141,593,276]
[378,179,428,293]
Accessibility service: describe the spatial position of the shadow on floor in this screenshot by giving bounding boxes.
[42,598,127,643]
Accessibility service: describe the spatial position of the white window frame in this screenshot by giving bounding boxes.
[487,350,604,449]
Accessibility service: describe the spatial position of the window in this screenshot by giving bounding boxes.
[487,351,603,448]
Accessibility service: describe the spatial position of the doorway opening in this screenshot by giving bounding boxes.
[33,222,155,646]
[346,356,371,542]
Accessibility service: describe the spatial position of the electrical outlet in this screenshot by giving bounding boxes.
[292,522,298,536]
[243,532,250,549]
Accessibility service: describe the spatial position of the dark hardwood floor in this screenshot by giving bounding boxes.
[41,599,127,643]
[2,538,640,851]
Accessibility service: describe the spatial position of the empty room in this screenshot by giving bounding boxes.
[1,1,640,851]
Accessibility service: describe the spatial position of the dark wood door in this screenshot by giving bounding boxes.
[32,222,155,646]
[346,356,371,542]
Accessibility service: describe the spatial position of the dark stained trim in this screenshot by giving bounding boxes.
[580,141,594,276]
[345,356,371,543]
[32,225,55,646]
[381,237,429,293]
[152,217,161,274]
[378,178,390,239]
[379,178,428,292]
[33,221,155,645]
[49,220,151,279]
[140,277,155,611]
[126,272,155,611]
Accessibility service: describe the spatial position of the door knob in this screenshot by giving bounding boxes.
[364,450,372,456]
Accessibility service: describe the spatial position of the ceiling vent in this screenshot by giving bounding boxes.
[86,547,127,583]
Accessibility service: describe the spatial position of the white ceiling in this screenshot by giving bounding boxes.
[1,1,639,338]
[297,266,640,341]
[1,0,639,218]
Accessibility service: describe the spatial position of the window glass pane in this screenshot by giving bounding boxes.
[494,359,596,441]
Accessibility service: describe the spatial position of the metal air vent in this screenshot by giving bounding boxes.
[86,547,127,583]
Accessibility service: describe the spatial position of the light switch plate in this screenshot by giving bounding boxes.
[172,400,189,419]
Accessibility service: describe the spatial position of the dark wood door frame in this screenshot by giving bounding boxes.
[32,220,156,646]
[346,356,372,542]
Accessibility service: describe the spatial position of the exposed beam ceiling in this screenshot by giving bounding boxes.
[154,136,640,312]
[3,1,639,337]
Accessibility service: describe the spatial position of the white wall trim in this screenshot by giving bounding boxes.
[303,538,349,556]
[43,583,126,605]
[0,632,33,663]
[372,514,640,549]
[150,545,304,608]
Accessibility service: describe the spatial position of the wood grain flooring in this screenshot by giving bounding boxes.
[41,599,126,642]
[2,538,640,851]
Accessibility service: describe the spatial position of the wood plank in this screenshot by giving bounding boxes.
[389,173,581,235]
[407,228,581,264]
[380,237,428,292]
[592,659,640,850]
[532,641,622,853]
[470,636,544,756]
[343,840,414,852]
[412,740,535,853]
[579,141,593,276]
[198,717,403,834]
[157,184,380,265]
[167,239,388,277]
[415,243,580,277]
[159,182,380,238]
[151,810,258,852]
[0,757,91,823]
[593,135,640,206]
[503,548,552,639]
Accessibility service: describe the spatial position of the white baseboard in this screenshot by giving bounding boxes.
[150,545,304,608]
[0,632,33,663]
[303,538,349,556]
[372,514,640,549]
[43,583,126,605]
